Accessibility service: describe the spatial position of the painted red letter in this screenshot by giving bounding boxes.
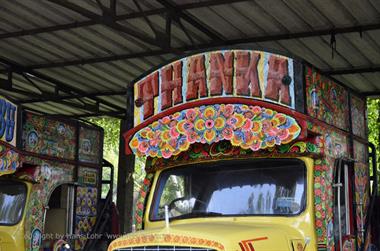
[235,51,261,97]
[265,55,291,105]
[209,52,234,95]
[161,61,183,110]
[137,72,159,119]
[186,55,207,100]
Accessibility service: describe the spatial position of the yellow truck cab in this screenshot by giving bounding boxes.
[109,49,378,251]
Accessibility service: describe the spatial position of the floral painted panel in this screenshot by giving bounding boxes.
[0,143,21,176]
[74,186,97,250]
[79,127,102,164]
[22,113,76,160]
[130,104,302,159]
[314,158,334,250]
[351,95,366,139]
[354,162,369,247]
[305,67,349,131]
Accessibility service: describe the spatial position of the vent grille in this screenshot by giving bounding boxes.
[115,246,216,251]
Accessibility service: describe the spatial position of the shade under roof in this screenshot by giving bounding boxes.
[0,0,379,118]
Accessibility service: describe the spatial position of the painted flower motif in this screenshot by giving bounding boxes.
[186,109,197,121]
[205,119,214,129]
[214,117,225,129]
[170,127,180,138]
[204,107,216,119]
[194,119,205,131]
[204,129,216,143]
[222,127,234,140]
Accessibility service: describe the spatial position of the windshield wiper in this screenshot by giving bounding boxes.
[170,211,223,221]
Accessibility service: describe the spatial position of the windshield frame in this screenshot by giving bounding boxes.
[0,179,28,226]
[149,158,307,222]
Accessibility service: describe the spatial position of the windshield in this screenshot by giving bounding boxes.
[151,159,306,221]
[0,180,27,225]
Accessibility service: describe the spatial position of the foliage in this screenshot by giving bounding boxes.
[87,117,146,201]
[367,98,380,191]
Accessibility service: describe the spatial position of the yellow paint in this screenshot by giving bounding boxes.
[0,181,32,251]
[109,157,317,251]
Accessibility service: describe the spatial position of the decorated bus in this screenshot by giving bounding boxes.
[109,49,378,251]
[0,99,115,251]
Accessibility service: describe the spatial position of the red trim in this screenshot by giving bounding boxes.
[124,98,309,155]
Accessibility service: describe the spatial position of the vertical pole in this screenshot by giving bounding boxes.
[117,84,135,234]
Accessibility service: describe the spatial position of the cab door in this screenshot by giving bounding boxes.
[333,159,355,251]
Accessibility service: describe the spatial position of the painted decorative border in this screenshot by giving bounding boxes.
[314,159,333,247]
[108,233,225,251]
[134,173,154,230]
[130,104,301,159]
[147,139,323,171]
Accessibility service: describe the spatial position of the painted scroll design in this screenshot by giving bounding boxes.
[134,173,154,231]
[305,67,349,131]
[130,104,301,159]
[108,233,225,251]
[0,144,20,176]
[148,140,323,171]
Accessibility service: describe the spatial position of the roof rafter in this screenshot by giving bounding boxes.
[0,57,126,113]
[322,65,380,75]
[27,22,380,69]
[48,0,160,47]
[19,89,126,104]
[0,0,248,40]
[156,0,225,41]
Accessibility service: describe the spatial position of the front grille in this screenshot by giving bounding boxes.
[116,246,216,251]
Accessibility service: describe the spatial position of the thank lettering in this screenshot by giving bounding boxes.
[235,51,261,97]
[209,52,234,95]
[265,55,291,105]
[161,61,183,110]
[137,72,159,119]
[186,55,207,100]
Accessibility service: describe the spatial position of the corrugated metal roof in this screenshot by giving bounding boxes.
[0,0,379,119]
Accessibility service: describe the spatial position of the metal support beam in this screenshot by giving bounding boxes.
[49,0,162,47]
[0,0,248,39]
[322,65,380,75]
[117,85,135,233]
[0,57,125,112]
[26,22,380,69]
[19,89,126,104]
[156,0,224,41]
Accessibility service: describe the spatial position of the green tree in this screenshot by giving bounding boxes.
[87,117,146,201]
[367,98,380,192]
